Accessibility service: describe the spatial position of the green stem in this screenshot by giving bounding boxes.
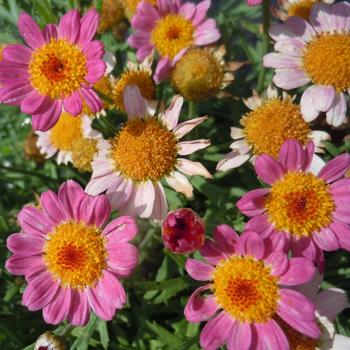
[0,164,60,184]
[188,101,198,120]
[257,0,271,93]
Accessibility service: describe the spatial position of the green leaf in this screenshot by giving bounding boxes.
[32,0,56,24]
[97,319,109,350]
[71,314,98,350]
[145,321,183,348]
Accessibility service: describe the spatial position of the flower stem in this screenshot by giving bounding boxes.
[257,0,271,93]
[188,101,198,120]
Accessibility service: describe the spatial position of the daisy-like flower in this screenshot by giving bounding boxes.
[123,0,157,20]
[86,85,211,220]
[6,180,139,326]
[185,227,319,350]
[98,0,125,33]
[71,138,99,173]
[34,331,65,350]
[36,112,101,165]
[171,46,242,101]
[273,0,334,21]
[128,0,221,83]
[112,57,155,112]
[264,2,350,127]
[237,139,350,269]
[217,86,329,172]
[0,10,105,131]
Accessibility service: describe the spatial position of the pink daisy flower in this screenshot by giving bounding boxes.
[128,0,221,83]
[6,180,138,326]
[237,139,350,269]
[184,226,319,350]
[86,85,211,221]
[264,2,350,127]
[0,9,106,131]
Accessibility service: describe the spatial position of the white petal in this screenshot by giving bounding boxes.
[81,115,102,138]
[310,130,330,150]
[165,171,193,198]
[134,181,155,218]
[216,151,250,171]
[230,127,244,140]
[150,182,168,221]
[332,334,350,350]
[326,92,347,127]
[229,140,251,153]
[85,172,117,195]
[173,116,207,139]
[103,51,116,75]
[177,139,210,155]
[309,154,326,175]
[107,178,133,209]
[123,85,146,120]
[176,158,212,178]
[243,96,263,110]
[301,87,320,122]
[161,95,184,130]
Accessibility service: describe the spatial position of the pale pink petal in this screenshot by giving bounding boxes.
[67,290,90,326]
[3,44,32,65]
[86,172,117,196]
[216,151,250,171]
[185,258,214,281]
[326,92,347,127]
[314,288,348,321]
[236,231,265,260]
[273,68,310,90]
[78,9,99,46]
[253,320,289,350]
[58,9,80,43]
[43,288,71,325]
[173,116,207,139]
[312,226,340,251]
[263,53,301,69]
[310,85,336,112]
[319,153,350,183]
[278,139,305,172]
[331,2,350,32]
[176,158,212,178]
[134,181,155,218]
[165,171,193,198]
[300,87,320,122]
[310,2,333,33]
[22,271,60,311]
[236,188,269,216]
[43,24,58,42]
[180,3,196,20]
[154,57,172,84]
[7,233,44,256]
[17,206,52,237]
[128,30,151,50]
[107,242,139,277]
[274,38,304,56]
[255,154,284,185]
[123,85,146,119]
[161,95,183,130]
[192,0,211,26]
[131,2,159,31]
[63,91,83,116]
[18,13,45,49]
[279,257,316,286]
[103,216,138,242]
[184,285,219,323]
[178,140,210,156]
[265,251,289,277]
[150,182,168,221]
[227,322,252,350]
[194,20,221,46]
[199,312,234,350]
[107,178,134,210]
[284,16,316,41]
[77,194,111,227]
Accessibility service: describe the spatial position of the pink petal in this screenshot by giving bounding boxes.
[284,16,316,41]
[180,3,196,20]
[131,2,159,31]
[192,0,211,26]
[213,224,239,256]
[278,139,305,172]
[330,178,350,199]
[63,91,83,116]
[17,206,52,237]
[0,81,32,106]
[330,2,350,32]
[80,88,103,114]
[43,287,71,325]
[330,221,350,251]
[264,230,291,254]
[78,9,99,46]
[245,215,274,239]
[67,290,90,326]
[255,154,284,185]
[40,189,67,225]
[43,24,58,42]
[3,44,32,65]
[236,188,269,216]
[326,92,347,127]
[161,95,183,130]
[154,57,172,84]
[134,181,155,218]
[279,257,316,286]
[5,255,44,276]
[253,320,289,350]
[184,284,219,322]
[236,231,265,260]
[199,312,234,350]
[273,68,310,90]
[21,90,51,115]
[77,194,111,227]
[200,239,227,265]
[265,251,289,277]
[107,242,139,277]
[128,31,151,50]
[194,20,221,46]
[86,59,106,84]
[18,13,45,49]
[310,3,333,33]
[227,322,252,350]
[31,100,62,132]
[123,85,146,119]
[319,153,350,183]
[58,9,80,43]
[22,271,60,311]
[185,258,214,281]
[7,233,44,256]
[83,40,105,60]
[302,141,315,171]
[173,116,207,139]
[103,216,138,242]
[312,226,340,251]
[57,180,86,220]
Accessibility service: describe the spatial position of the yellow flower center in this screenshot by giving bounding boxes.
[241,98,310,158]
[151,14,194,59]
[303,34,350,92]
[50,112,83,151]
[110,118,178,182]
[71,138,98,172]
[277,317,319,350]
[265,172,335,237]
[171,48,224,101]
[212,256,279,323]
[124,0,157,19]
[98,0,124,33]
[113,69,155,112]
[44,221,107,288]
[287,0,319,20]
[29,39,87,99]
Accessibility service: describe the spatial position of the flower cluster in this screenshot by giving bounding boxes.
[1,0,350,349]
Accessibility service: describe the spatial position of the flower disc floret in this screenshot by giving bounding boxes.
[287,0,319,19]
[265,172,335,237]
[29,39,87,99]
[212,255,279,323]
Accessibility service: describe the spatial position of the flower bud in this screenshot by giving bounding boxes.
[162,208,205,254]
[34,331,65,350]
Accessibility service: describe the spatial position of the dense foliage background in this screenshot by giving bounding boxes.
[0,0,349,349]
